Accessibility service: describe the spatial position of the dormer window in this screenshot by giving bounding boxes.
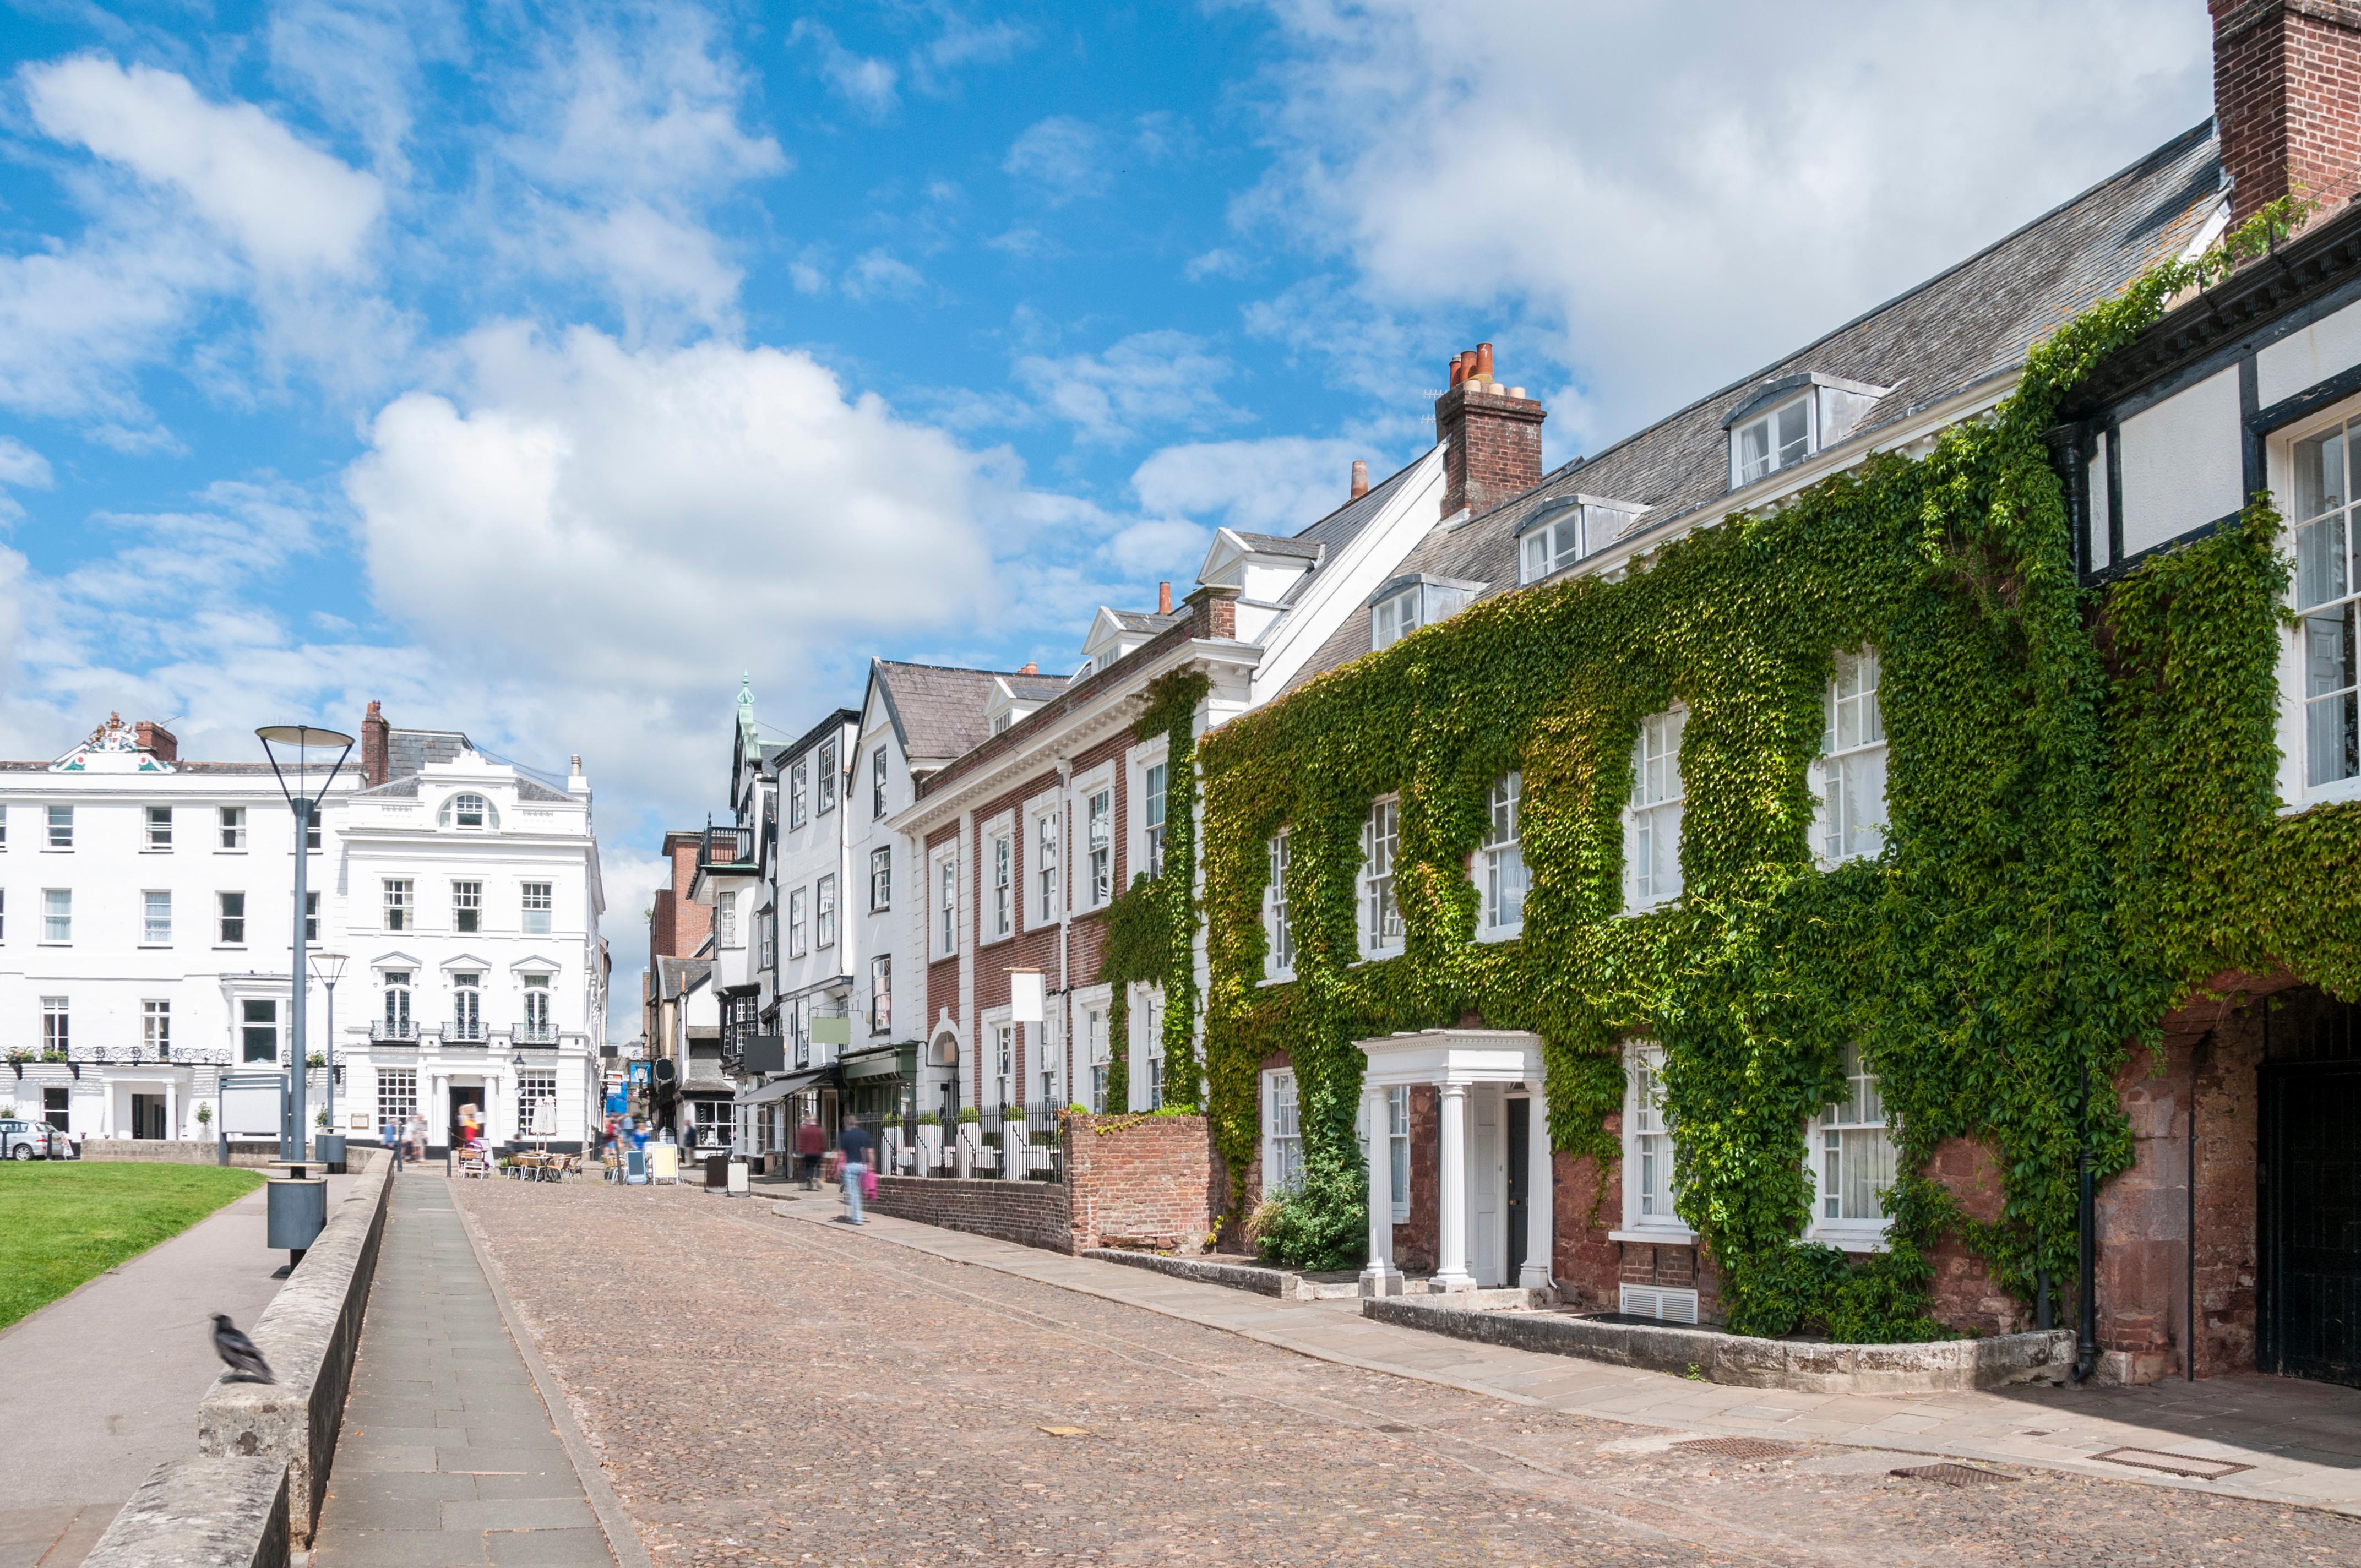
[1515,496,1646,586]
[1724,373,1891,490]
[1369,575,1483,650]
[992,713,1012,736]
[439,793,497,831]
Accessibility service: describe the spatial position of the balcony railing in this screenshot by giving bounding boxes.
[447,1020,487,1043]
[513,1023,557,1046]
[370,1020,418,1043]
[699,819,758,874]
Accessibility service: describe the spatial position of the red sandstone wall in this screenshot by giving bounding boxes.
[1064,1112,1216,1253]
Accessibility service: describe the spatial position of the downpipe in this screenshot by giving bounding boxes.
[2071,1057,2102,1384]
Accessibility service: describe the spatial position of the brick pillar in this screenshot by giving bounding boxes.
[1186,582,1241,640]
[135,721,177,763]
[1435,344,1545,520]
[360,700,390,787]
[2212,0,2361,226]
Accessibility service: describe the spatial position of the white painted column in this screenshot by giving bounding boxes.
[1521,1086,1554,1292]
[1361,1082,1404,1297]
[167,1079,181,1141]
[1434,1081,1475,1291]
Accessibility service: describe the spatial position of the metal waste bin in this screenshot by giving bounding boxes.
[266,1175,327,1260]
[314,1134,347,1174]
[704,1153,728,1190]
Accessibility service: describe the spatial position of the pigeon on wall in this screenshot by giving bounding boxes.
[211,1314,275,1384]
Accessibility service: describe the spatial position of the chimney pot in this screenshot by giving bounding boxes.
[1475,342,1494,380]
[1018,662,1038,675]
[1158,581,1172,614]
[1450,352,1466,387]
[1351,459,1369,500]
[1435,333,1544,520]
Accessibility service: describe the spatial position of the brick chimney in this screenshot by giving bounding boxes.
[1435,341,1544,520]
[1185,582,1241,640]
[135,721,177,763]
[2213,0,2361,226]
[361,700,390,787]
[1351,459,1369,499]
[1158,581,1173,614]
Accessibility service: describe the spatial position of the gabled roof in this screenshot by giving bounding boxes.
[1287,120,2227,693]
[869,660,1065,769]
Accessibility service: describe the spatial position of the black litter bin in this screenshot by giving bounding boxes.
[705,1153,729,1190]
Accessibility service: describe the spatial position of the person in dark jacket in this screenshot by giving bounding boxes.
[837,1121,874,1224]
[796,1117,826,1190]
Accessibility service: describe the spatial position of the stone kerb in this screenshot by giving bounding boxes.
[1062,1112,1215,1255]
[1365,1295,2077,1395]
[80,1139,279,1167]
[80,1456,290,1568]
[196,1147,393,1543]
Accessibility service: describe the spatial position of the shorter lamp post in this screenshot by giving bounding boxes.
[311,951,347,1126]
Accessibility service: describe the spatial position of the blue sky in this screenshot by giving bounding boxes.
[0,1,2217,1022]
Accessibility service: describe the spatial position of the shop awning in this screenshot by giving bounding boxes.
[733,1065,838,1106]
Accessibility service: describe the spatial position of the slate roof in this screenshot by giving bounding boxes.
[1232,532,1326,561]
[1288,120,2226,692]
[1109,609,1189,634]
[871,660,1070,768]
[387,728,469,778]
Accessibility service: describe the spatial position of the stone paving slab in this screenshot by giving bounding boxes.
[311,1178,627,1568]
[764,1191,2361,1517]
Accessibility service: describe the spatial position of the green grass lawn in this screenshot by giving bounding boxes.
[0,1162,265,1332]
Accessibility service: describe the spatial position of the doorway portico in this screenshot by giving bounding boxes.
[1357,1030,1553,1295]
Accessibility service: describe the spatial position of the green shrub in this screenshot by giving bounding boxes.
[1250,1152,1367,1271]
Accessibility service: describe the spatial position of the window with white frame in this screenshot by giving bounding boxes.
[1481,773,1527,936]
[1353,1084,1413,1223]
[790,994,812,1069]
[789,758,808,829]
[1370,575,1480,649]
[383,878,411,932]
[218,805,245,849]
[1143,762,1168,878]
[716,890,738,948]
[441,793,494,830]
[991,712,1011,737]
[870,845,891,911]
[1264,1070,1302,1196]
[143,890,172,945]
[869,955,891,1036]
[1359,799,1402,956]
[1085,787,1112,906]
[0,803,8,847]
[1033,807,1059,925]
[515,1071,558,1137]
[1370,586,1419,650]
[453,880,483,934]
[522,974,552,1039]
[450,972,483,1040]
[1086,1003,1110,1111]
[987,827,1013,940]
[521,881,553,935]
[932,850,958,957]
[143,999,171,1057]
[382,972,412,1037]
[1624,709,1685,912]
[303,812,321,851]
[146,805,172,850]
[1810,1042,1896,1235]
[2295,420,2361,788]
[759,908,776,969]
[241,999,277,1064]
[46,804,73,849]
[1037,1010,1063,1108]
[304,890,319,944]
[42,888,70,943]
[816,873,837,949]
[1264,831,1295,979]
[992,1020,1014,1107]
[872,745,889,818]
[1816,648,1888,865]
[1141,989,1166,1109]
[41,996,68,1053]
[216,891,245,946]
[1519,504,1586,584]
[1625,1041,1681,1230]
[787,886,808,957]
[0,889,8,941]
[817,738,839,814]
[377,1066,417,1128]
[1729,394,1812,486]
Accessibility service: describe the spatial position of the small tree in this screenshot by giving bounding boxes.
[195,1102,213,1127]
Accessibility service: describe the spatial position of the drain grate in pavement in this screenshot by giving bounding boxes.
[1890,1462,2012,1488]
[2091,1446,2254,1480]
[1675,1437,1798,1460]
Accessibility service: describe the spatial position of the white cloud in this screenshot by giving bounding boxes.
[790,20,901,119]
[0,437,57,491]
[24,56,384,275]
[842,250,926,302]
[344,324,997,696]
[1005,115,1108,204]
[1243,0,2212,440]
[1014,331,1240,445]
[1132,435,1383,537]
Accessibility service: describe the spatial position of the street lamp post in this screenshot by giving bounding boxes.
[311,951,348,1128]
[258,725,354,1163]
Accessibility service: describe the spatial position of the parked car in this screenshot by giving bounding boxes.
[1,1119,64,1159]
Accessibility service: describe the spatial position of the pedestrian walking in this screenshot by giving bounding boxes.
[407,1113,427,1164]
[796,1116,826,1191]
[383,1114,404,1171]
[837,1120,874,1224]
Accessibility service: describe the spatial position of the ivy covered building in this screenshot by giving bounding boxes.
[1187,2,2361,1387]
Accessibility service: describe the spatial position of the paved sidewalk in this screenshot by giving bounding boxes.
[312,1177,620,1568]
[0,1168,356,1568]
[768,1191,2361,1517]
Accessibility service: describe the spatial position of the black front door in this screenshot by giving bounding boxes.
[2261,1063,2361,1386]
[1506,1096,1530,1283]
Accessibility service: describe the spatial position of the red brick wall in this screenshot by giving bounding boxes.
[869,1175,1071,1254]
[1551,1150,1622,1311]
[1435,384,1546,519]
[1064,1113,1216,1252]
[2213,0,2361,226]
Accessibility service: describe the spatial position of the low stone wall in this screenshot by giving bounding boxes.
[1082,1248,1364,1300]
[1366,1294,2076,1395]
[78,1139,278,1168]
[197,1148,393,1542]
[868,1175,1071,1252]
[80,1456,289,1568]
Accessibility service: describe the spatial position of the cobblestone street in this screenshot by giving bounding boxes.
[445,1176,2361,1567]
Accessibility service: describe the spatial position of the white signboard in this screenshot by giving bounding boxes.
[220,1078,283,1137]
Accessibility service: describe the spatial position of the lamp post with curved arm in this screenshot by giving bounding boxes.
[258,725,353,1163]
